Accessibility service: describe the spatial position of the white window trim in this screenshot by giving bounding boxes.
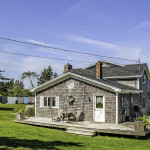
[43,96,58,108]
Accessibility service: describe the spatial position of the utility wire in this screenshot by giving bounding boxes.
[0,36,137,62]
[0,50,95,63]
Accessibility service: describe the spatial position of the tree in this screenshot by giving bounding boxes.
[21,71,38,88]
[15,80,24,89]
[0,70,10,96]
[54,72,58,78]
[8,85,33,97]
[38,65,58,85]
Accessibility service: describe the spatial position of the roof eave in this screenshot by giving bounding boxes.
[116,89,142,93]
[32,72,121,93]
[104,75,142,79]
[31,72,141,93]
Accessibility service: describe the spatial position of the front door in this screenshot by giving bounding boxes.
[94,95,105,122]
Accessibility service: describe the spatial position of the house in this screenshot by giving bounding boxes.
[31,61,150,124]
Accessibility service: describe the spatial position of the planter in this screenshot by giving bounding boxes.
[16,112,25,120]
[134,121,146,132]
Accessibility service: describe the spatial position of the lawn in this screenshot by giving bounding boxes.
[0,103,150,150]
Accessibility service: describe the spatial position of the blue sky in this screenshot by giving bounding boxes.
[0,0,150,88]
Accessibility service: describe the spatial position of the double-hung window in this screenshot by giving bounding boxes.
[40,96,59,108]
[143,74,146,83]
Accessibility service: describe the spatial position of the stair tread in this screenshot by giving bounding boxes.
[67,128,95,133]
[65,130,94,136]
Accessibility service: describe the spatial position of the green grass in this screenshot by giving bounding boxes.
[0,103,150,150]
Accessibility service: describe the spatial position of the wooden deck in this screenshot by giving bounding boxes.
[15,117,150,137]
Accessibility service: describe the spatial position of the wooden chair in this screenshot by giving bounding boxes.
[52,109,63,121]
[66,110,82,122]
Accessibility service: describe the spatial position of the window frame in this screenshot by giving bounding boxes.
[121,95,128,107]
[43,96,57,108]
[142,74,146,83]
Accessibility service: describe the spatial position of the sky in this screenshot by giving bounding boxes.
[0,0,150,88]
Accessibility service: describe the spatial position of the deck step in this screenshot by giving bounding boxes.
[64,130,95,136]
[65,127,96,136]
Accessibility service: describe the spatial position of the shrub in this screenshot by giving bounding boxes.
[25,107,35,117]
[13,105,26,113]
[18,110,23,114]
[135,116,149,127]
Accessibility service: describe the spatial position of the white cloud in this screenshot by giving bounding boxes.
[69,35,120,50]
[18,57,63,75]
[134,21,150,30]
[56,34,121,50]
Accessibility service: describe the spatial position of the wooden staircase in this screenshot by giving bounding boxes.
[64,126,96,136]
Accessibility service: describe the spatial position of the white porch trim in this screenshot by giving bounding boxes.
[116,92,118,124]
[35,92,37,117]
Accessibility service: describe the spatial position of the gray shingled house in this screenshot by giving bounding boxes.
[32,61,150,124]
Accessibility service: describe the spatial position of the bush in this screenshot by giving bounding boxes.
[25,107,35,117]
[13,105,26,113]
[135,116,149,127]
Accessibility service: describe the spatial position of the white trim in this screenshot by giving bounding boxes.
[31,72,142,93]
[35,92,36,117]
[116,92,118,124]
[93,94,95,122]
[117,90,142,93]
[43,96,58,108]
[104,75,142,79]
[93,94,105,122]
[137,78,140,89]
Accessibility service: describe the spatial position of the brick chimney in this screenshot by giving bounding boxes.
[64,63,72,73]
[96,61,102,79]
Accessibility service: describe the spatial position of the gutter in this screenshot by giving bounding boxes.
[104,75,142,79]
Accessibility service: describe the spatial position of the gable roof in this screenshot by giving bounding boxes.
[71,63,148,79]
[84,60,123,69]
[32,72,142,93]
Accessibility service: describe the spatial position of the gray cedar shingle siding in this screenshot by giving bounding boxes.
[36,78,116,123]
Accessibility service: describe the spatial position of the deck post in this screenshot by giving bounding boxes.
[116,92,119,124]
[35,92,36,117]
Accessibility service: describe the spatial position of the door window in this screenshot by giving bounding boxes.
[96,96,103,108]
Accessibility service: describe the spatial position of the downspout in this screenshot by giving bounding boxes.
[35,92,36,117]
[116,92,118,124]
[130,92,132,120]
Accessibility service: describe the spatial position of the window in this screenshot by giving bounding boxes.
[44,97,47,106]
[143,74,146,83]
[122,95,128,107]
[96,96,103,109]
[67,81,74,89]
[43,96,57,108]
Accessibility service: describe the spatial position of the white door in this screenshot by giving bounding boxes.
[94,95,105,122]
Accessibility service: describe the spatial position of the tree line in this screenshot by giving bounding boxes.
[0,65,58,97]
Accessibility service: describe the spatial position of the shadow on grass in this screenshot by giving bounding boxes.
[98,132,150,140]
[0,137,82,150]
[0,107,13,111]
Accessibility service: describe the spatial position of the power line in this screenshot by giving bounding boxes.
[0,50,95,63]
[0,36,137,62]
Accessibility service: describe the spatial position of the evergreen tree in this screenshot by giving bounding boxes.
[38,65,58,85]
[0,70,9,96]
[54,72,58,78]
